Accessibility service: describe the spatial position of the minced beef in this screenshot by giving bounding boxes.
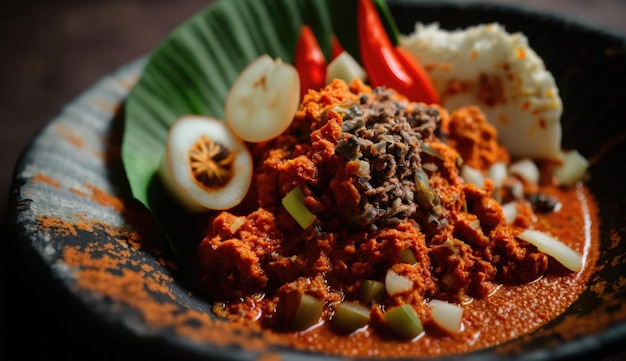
[194,79,552,331]
[334,86,442,228]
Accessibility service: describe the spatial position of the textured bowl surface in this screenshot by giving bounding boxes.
[7,1,626,360]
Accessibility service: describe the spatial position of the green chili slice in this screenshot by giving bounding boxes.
[331,302,371,334]
[383,304,424,339]
[399,248,417,264]
[282,187,317,229]
[358,279,385,305]
[292,294,323,331]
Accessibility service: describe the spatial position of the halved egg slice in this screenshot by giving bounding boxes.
[225,54,300,143]
[159,115,253,213]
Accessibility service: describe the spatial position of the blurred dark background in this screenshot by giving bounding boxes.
[1,0,625,359]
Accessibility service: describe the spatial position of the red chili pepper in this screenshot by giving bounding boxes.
[357,0,439,104]
[394,46,439,101]
[295,25,327,98]
[330,34,344,61]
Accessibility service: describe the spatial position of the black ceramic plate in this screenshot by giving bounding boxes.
[6,1,626,360]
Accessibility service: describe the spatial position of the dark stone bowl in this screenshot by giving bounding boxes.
[6,1,626,360]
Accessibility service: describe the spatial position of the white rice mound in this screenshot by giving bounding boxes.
[401,23,563,161]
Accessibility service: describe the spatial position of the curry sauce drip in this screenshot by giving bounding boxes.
[191,79,595,355]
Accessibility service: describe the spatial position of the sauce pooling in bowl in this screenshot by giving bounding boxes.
[189,79,598,357]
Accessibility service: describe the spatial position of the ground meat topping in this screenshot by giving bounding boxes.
[334,86,442,228]
[194,79,565,338]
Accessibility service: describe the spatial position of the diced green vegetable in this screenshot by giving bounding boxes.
[399,248,417,264]
[331,302,371,334]
[414,169,440,210]
[383,304,424,339]
[282,187,317,229]
[292,294,324,331]
[358,279,385,305]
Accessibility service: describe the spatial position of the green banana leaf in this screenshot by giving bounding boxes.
[121,0,398,266]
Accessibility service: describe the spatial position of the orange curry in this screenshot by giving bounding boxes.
[190,79,598,357]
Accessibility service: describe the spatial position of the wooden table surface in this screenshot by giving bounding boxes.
[1,0,625,359]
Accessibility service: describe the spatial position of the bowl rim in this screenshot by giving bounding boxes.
[388,0,626,40]
[7,1,626,360]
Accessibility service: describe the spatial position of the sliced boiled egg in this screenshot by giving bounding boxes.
[159,115,253,213]
[225,54,300,143]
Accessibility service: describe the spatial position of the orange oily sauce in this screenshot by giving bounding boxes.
[196,79,599,358]
[284,183,598,358]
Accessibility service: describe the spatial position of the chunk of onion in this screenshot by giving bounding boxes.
[326,51,367,84]
[501,201,519,224]
[552,149,589,187]
[509,158,539,186]
[461,164,485,188]
[225,54,300,142]
[428,299,463,334]
[385,270,413,296]
[487,161,507,188]
[159,115,253,213]
[517,229,583,272]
